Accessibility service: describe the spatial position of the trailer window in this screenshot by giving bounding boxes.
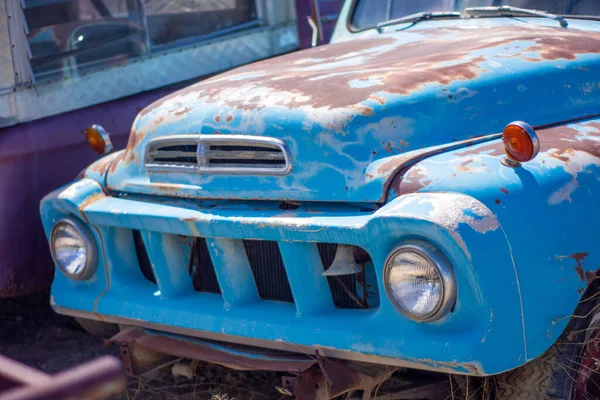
[145,0,258,51]
[22,0,259,82]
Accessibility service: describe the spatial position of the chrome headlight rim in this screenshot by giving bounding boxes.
[50,217,98,281]
[383,240,456,322]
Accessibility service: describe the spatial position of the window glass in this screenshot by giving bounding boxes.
[25,0,147,81]
[23,0,258,81]
[144,0,258,50]
[351,0,600,30]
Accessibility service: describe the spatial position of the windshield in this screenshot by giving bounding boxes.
[351,0,600,31]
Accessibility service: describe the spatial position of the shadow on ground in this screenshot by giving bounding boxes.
[0,292,476,399]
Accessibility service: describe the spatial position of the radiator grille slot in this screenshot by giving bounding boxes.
[145,135,292,175]
[190,238,221,294]
[133,230,156,284]
[318,243,373,309]
[243,240,294,303]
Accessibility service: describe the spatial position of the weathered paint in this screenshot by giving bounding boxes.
[107,18,600,203]
[39,12,600,379]
[43,177,521,375]
[393,118,600,359]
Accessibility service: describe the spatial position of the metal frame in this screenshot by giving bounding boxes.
[145,134,294,176]
[0,1,298,128]
[383,240,457,322]
[49,218,98,281]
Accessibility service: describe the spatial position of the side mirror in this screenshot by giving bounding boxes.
[307,0,324,47]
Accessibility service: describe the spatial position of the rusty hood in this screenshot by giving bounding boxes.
[106,18,600,203]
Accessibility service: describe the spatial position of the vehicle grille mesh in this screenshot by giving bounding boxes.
[190,238,221,294]
[145,135,292,175]
[243,240,294,303]
[134,231,375,309]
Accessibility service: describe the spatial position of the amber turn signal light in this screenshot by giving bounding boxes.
[501,121,539,167]
[85,125,113,155]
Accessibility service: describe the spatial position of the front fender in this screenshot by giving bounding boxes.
[393,118,600,362]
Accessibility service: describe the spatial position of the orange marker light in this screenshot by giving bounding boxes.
[501,121,539,167]
[85,125,113,155]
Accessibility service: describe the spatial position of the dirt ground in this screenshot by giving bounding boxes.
[0,292,471,399]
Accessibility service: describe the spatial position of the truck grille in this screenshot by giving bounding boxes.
[145,134,292,175]
[134,232,376,309]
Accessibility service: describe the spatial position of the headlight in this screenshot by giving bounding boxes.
[50,218,97,280]
[384,241,456,322]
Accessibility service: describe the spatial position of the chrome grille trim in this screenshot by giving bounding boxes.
[145,134,293,175]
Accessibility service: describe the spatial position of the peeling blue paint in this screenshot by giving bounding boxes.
[39,13,600,378]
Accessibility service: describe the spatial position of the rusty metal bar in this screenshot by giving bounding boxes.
[0,355,52,388]
[332,276,367,309]
[0,356,125,400]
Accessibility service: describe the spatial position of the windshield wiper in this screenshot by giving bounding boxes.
[465,6,568,28]
[376,11,461,32]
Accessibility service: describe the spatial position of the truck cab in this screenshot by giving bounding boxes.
[40,1,600,398]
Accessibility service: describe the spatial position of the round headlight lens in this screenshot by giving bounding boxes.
[384,242,455,321]
[50,219,97,280]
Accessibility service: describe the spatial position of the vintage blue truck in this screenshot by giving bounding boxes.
[40,1,600,399]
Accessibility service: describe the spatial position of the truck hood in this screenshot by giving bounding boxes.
[107,18,600,203]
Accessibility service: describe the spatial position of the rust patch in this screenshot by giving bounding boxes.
[495,199,501,205]
[108,152,125,174]
[389,121,600,201]
[369,95,386,105]
[540,124,600,160]
[123,130,145,164]
[214,114,221,123]
[455,123,600,161]
[152,116,165,132]
[79,192,105,211]
[395,166,431,194]
[226,115,233,123]
[557,252,590,282]
[174,107,192,117]
[456,160,477,173]
[88,155,115,174]
[141,24,600,117]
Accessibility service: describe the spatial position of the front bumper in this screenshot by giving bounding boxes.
[41,178,525,375]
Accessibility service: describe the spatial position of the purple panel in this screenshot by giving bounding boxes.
[0,85,180,297]
[295,0,343,49]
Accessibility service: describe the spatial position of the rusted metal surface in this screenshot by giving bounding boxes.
[107,17,600,203]
[108,328,317,373]
[278,367,328,399]
[395,121,600,197]
[279,350,393,400]
[0,355,124,400]
[140,24,600,115]
[39,6,600,394]
[109,328,392,400]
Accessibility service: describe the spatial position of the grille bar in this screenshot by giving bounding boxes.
[145,134,292,175]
